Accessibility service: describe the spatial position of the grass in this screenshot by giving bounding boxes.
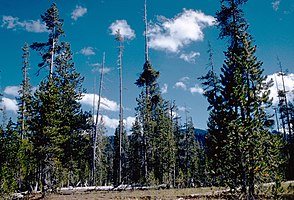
[43,187,225,200]
[25,181,294,199]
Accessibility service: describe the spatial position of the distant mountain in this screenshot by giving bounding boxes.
[194,128,207,147]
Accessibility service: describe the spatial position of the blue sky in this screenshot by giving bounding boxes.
[1,0,294,134]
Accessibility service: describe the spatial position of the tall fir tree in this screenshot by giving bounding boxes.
[16,43,34,192]
[201,0,286,198]
[183,117,200,187]
[113,126,129,185]
[30,3,64,77]
[0,120,20,196]
[28,3,88,194]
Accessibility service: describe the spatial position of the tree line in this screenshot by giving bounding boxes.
[0,1,293,199]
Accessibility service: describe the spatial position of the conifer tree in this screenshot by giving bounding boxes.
[113,126,129,185]
[17,43,32,140]
[183,117,200,187]
[0,120,20,196]
[30,3,64,77]
[29,3,87,194]
[16,43,34,192]
[200,43,224,186]
[201,0,286,197]
[129,117,144,183]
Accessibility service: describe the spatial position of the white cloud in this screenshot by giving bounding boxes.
[174,82,187,90]
[94,115,135,131]
[161,83,168,94]
[190,84,204,95]
[125,116,135,130]
[180,51,200,63]
[91,66,112,74]
[267,73,294,105]
[148,9,215,53]
[71,5,87,21]
[4,86,20,97]
[178,106,187,112]
[80,93,119,112]
[79,47,95,56]
[2,15,48,33]
[1,98,18,113]
[272,0,281,11]
[2,16,19,29]
[180,77,190,82]
[109,20,135,40]
[99,115,119,129]
[89,63,101,67]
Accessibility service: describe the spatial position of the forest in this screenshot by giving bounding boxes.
[0,0,293,199]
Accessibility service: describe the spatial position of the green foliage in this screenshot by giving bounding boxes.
[30,3,64,75]
[0,120,20,195]
[201,0,286,198]
[113,126,129,185]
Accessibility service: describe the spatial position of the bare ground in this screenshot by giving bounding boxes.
[42,187,225,200]
[23,181,294,200]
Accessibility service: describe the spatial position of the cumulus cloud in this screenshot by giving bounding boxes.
[272,0,281,11]
[98,115,119,129]
[180,77,190,82]
[161,83,168,94]
[1,98,18,113]
[190,84,204,95]
[109,20,135,40]
[71,5,87,21]
[174,82,187,90]
[92,67,112,74]
[148,9,215,53]
[4,86,20,96]
[180,51,200,63]
[80,93,119,112]
[94,115,135,131]
[2,15,48,33]
[267,73,294,105]
[125,116,136,130]
[79,47,95,56]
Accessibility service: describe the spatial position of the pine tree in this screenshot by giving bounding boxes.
[129,117,144,183]
[16,42,34,192]
[30,3,64,77]
[17,43,33,140]
[29,3,87,194]
[200,43,224,186]
[29,77,62,195]
[113,126,129,185]
[94,117,108,186]
[202,0,286,197]
[0,120,20,196]
[152,99,175,185]
[183,117,200,187]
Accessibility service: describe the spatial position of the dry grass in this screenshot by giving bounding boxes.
[27,181,294,200]
[44,187,224,200]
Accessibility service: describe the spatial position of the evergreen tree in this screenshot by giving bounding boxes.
[113,126,129,185]
[16,42,34,192]
[28,3,87,194]
[0,120,20,196]
[29,77,62,195]
[17,43,33,139]
[152,99,175,185]
[94,117,109,186]
[200,43,224,186]
[183,117,200,187]
[30,3,64,77]
[129,117,144,183]
[201,0,286,197]
[134,61,160,184]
